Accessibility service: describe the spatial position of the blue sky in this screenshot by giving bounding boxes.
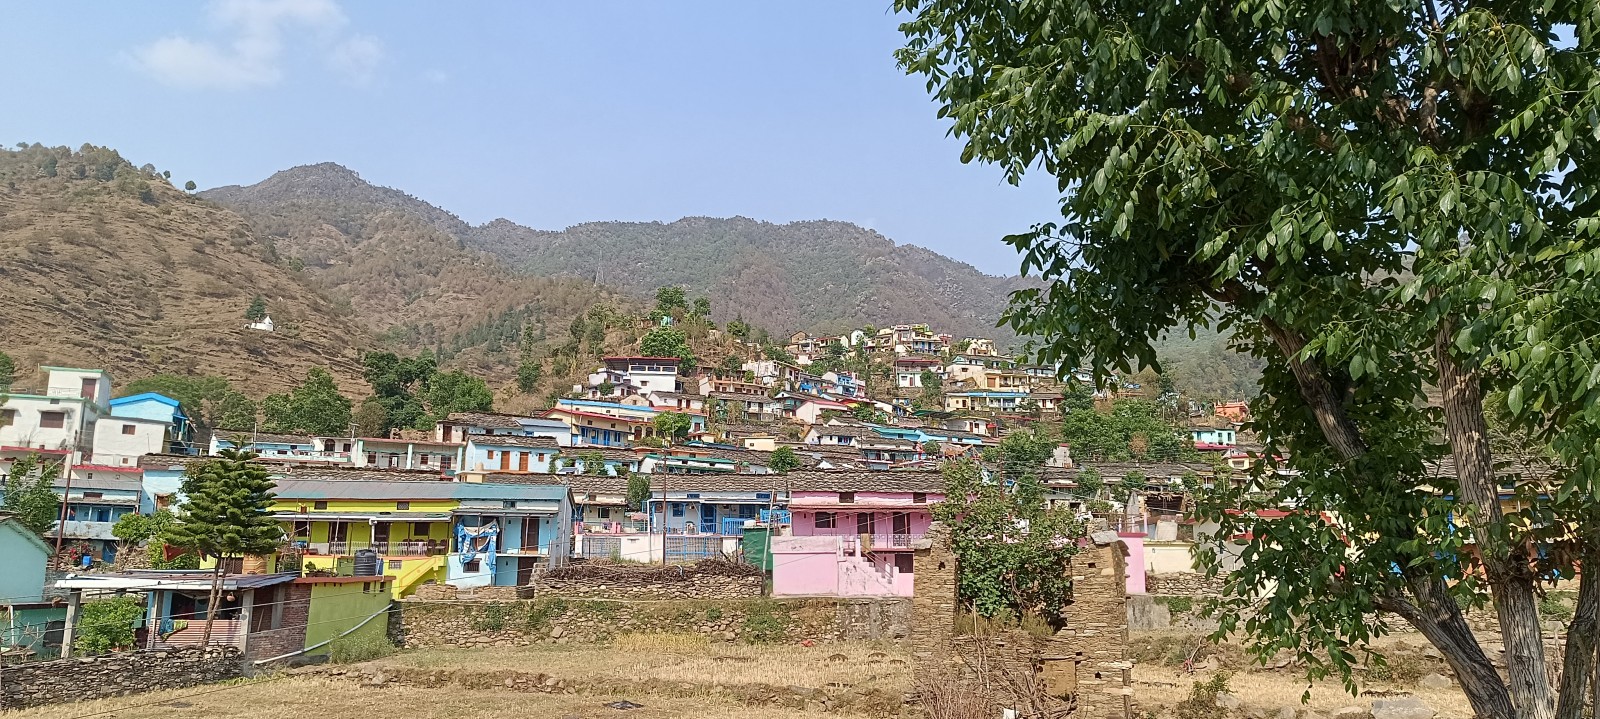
[0,1,1061,276]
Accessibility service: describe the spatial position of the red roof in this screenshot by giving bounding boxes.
[1,446,71,456]
[73,464,142,473]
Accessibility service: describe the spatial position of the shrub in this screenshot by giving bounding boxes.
[1160,596,1195,614]
[74,597,144,655]
[741,602,791,644]
[329,632,396,664]
[1175,671,1232,719]
[1540,593,1575,621]
[705,607,723,622]
[471,602,511,631]
[524,598,568,631]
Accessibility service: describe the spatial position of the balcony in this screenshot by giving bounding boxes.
[576,520,650,534]
[293,540,446,557]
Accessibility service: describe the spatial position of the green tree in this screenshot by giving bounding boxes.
[655,286,688,316]
[596,380,616,396]
[726,317,751,340]
[763,344,795,363]
[935,458,1082,626]
[1058,400,1193,462]
[850,404,888,424]
[425,370,494,418]
[651,411,693,443]
[691,297,712,320]
[626,473,653,510]
[164,449,281,645]
[214,391,257,430]
[0,349,13,390]
[581,451,606,475]
[768,446,801,473]
[183,180,197,191]
[1,454,62,536]
[897,2,1600,715]
[719,354,745,376]
[1075,467,1105,499]
[244,295,267,322]
[74,597,144,655]
[1060,381,1095,413]
[516,361,543,394]
[261,367,352,435]
[640,327,694,366]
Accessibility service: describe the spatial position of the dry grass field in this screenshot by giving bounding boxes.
[3,632,1488,719]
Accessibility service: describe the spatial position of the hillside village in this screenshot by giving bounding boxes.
[0,284,1258,645]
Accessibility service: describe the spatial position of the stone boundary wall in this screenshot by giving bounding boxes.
[391,596,909,648]
[0,647,244,709]
[1145,571,1227,596]
[531,561,764,601]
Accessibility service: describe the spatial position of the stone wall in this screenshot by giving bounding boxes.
[1144,571,1226,596]
[911,523,1134,719]
[249,583,311,661]
[391,596,908,648]
[0,647,244,709]
[531,561,763,600]
[411,584,536,601]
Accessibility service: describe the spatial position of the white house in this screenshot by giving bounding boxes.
[246,315,275,332]
[0,366,111,467]
[600,356,680,394]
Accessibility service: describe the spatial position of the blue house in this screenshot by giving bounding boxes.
[0,513,67,658]
[462,435,563,473]
[51,474,142,563]
[1190,428,1237,448]
[107,392,194,454]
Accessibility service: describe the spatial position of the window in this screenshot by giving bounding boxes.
[670,503,684,517]
[396,501,410,510]
[388,560,402,570]
[755,492,771,501]
[0,409,13,427]
[441,456,453,470]
[39,411,65,429]
[82,491,103,499]
[839,492,855,504]
[121,424,136,435]
[894,552,915,574]
[912,492,927,504]
[413,521,431,534]
[419,454,430,466]
[503,500,518,509]
[463,559,481,573]
[342,443,352,452]
[313,500,328,510]
[685,492,701,499]
[487,450,497,459]
[292,521,311,539]
[597,507,612,519]
[815,511,835,529]
[366,452,377,464]
[857,512,875,535]
[80,378,97,399]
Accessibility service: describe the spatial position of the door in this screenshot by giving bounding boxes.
[893,513,910,536]
[372,522,390,553]
[857,511,875,535]
[700,504,716,533]
[523,519,541,553]
[500,451,511,471]
[518,452,529,472]
[516,557,536,585]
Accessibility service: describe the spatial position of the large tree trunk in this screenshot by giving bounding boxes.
[1436,321,1555,719]
[199,559,224,647]
[1557,548,1600,719]
[1383,577,1516,719]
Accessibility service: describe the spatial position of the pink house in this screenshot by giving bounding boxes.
[771,470,945,597]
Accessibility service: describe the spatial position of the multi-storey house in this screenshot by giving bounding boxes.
[210,432,355,465]
[0,366,111,468]
[772,470,945,598]
[598,356,681,395]
[353,437,462,474]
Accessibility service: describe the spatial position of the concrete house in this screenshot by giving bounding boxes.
[0,367,111,468]
[95,392,193,466]
[0,513,64,658]
[772,470,945,598]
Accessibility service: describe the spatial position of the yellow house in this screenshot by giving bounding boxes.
[270,476,573,598]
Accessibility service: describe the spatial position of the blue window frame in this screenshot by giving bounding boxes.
[671,503,684,517]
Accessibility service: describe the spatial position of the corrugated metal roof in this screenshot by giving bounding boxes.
[270,478,569,501]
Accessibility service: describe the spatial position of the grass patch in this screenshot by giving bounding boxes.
[469,602,512,632]
[524,598,568,631]
[1540,593,1574,621]
[1157,596,1195,614]
[741,601,792,644]
[1175,672,1231,719]
[612,632,711,651]
[951,609,1056,638]
[329,633,396,664]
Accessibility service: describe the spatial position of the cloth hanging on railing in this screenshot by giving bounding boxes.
[456,521,499,567]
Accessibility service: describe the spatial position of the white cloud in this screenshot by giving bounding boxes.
[131,0,382,90]
[329,34,384,85]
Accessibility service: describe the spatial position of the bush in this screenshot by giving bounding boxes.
[470,602,512,631]
[1175,671,1232,719]
[1540,593,1575,621]
[328,632,396,664]
[75,597,144,655]
[741,602,791,644]
[524,598,568,631]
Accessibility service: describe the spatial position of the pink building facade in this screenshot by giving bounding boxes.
[770,471,944,598]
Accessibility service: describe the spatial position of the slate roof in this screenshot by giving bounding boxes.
[444,411,528,430]
[271,478,568,502]
[484,473,631,497]
[213,430,315,446]
[560,447,644,463]
[468,435,562,449]
[266,466,450,482]
[781,469,947,493]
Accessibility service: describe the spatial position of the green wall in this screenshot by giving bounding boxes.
[304,581,392,654]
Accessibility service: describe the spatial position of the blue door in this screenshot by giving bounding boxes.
[699,504,715,533]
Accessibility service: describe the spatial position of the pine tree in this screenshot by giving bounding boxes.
[244,295,267,322]
[163,448,281,645]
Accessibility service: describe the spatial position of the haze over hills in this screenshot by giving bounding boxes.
[0,145,369,394]
[202,163,639,378]
[204,163,1035,344]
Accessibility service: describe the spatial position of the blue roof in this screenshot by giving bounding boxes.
[110,392,182,408]
[949,391,1028,398]
[556,399,659,414]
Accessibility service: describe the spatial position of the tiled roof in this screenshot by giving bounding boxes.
[655,475,790,493]
[858,438,918,450]
[1036,462,1214,485]
[710,392,778,403]
[561,447,643,462]
[468,435,562,449]
[781,469,947,493]
[482,473,631,497]
[271,477,568,501]
[266,466,450,482]
[444,411,528,430]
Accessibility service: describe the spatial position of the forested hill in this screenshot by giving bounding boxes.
[465,216,1038,341]
[202,163,637,379]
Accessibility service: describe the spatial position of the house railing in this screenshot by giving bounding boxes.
[296,540,445,557]
[576,520,650,534]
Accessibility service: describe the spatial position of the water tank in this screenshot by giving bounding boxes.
[353,549,380,577]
